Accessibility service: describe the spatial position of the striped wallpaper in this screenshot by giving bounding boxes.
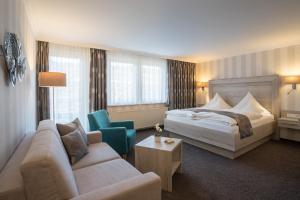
[196,45,300,111]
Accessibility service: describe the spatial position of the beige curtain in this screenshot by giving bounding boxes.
[167,59,196,110]
[36,41,50,123]
[89,48,107,111]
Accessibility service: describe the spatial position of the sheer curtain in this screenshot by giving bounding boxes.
[49,43,90,129]
[107,52,138,105]
[107,52,167,106]
[141,57,167,104]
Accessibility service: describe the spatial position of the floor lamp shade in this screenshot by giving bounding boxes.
[39,72,66,87]
[38,72,66,122]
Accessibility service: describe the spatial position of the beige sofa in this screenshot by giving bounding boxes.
[1,120,161,200]
[0,133,34,200]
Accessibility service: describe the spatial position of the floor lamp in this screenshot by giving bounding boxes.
[38,72,66,122]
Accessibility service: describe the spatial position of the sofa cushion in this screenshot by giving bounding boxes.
[74,159,141,194]
[37,120,62,143]
[62,130,89,164]
[37,119,69,159]
[72,142,120,170]
[21,131,79,200]
[57,118,88,145]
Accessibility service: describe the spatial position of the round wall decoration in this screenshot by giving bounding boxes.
[2,32,26,86]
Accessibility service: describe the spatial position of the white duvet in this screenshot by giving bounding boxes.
[166,110,238,126]
[166,92,275,127]
[165,109,269,127]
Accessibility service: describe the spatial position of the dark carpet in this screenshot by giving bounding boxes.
[127,130,300,200]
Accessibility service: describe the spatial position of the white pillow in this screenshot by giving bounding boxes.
[231,92,270,115]
[201,93,232,110]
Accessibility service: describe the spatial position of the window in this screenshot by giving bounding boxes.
[49,43,90,129]
[107,52,167,106]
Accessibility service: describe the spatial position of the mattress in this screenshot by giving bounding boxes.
[164,114,274,151]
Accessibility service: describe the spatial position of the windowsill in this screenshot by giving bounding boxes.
[108,103,168,107]
[107,103,168,112]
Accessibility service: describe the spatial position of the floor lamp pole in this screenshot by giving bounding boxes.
[52,87,55,122]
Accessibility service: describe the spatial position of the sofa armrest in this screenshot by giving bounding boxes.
[87,131,102,144]
[110,121,134,129]
[71,172,161,200]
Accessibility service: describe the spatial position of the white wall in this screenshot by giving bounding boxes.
[108,104,168,129]
[196,45,300,111]
[0,0,36,171]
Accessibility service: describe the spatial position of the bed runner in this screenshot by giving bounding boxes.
[187,109,253,139]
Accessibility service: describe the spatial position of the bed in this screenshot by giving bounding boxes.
[164,75,280,159]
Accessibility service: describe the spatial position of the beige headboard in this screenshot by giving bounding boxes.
[208,75,280,119]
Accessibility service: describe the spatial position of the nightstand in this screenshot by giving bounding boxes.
[278,117,300,142]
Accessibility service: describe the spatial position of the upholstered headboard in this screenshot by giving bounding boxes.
[208,75,280,119]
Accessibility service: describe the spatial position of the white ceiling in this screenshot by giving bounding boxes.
[25,0,300,62]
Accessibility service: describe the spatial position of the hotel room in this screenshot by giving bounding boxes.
[0,0,299,199]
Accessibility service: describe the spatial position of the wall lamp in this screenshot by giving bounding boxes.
[281,76,300,94]
[197,82,208,91]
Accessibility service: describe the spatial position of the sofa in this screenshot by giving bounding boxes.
[0,120,161,200]
[0,133,34,200]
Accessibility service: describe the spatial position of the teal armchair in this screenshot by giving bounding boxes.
[88,110,136,155]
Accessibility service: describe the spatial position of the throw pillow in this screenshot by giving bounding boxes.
[57,118,88,145]
[61,129,89,164]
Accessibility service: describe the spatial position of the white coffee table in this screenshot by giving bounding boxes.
[135,136,182,192]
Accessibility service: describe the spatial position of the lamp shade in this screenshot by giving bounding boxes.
[39,72,66,87]
[197,81,208,88]
[281,76,300,84]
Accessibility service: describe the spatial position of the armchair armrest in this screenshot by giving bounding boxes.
[71,172,161,200]
[110,120,134,129]
[86,131,102,144]
[99,127,128,154]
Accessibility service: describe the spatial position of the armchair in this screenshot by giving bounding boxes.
[88,110,136,155]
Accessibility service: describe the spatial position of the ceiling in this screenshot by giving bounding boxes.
[25,0,300,62]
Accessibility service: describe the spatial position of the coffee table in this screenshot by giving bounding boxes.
[135,136,182,192]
